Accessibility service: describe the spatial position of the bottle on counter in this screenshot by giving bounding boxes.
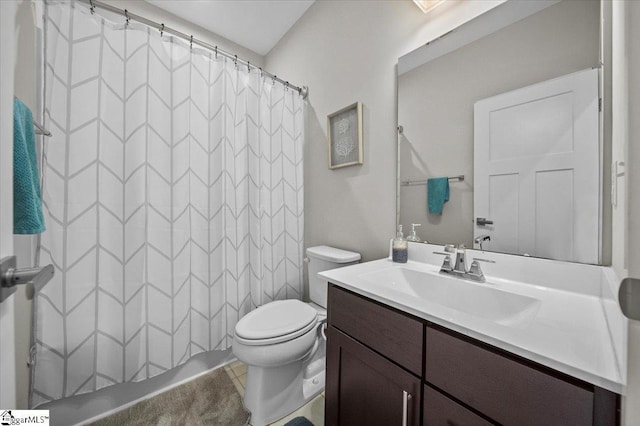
[406,223,422,242]
[392,225,408,263]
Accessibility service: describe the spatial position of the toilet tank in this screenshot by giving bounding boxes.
[306,246,361,308]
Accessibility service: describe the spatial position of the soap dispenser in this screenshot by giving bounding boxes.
[392,225,408,263]
[406,224,422,242]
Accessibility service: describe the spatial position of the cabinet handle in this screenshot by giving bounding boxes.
[402,390,412,426]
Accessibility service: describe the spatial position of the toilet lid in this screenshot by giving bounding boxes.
[235,300,318,342]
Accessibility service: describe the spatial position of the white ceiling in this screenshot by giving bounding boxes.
[145,0,315,56]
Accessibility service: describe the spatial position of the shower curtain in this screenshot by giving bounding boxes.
[32,1,304,406]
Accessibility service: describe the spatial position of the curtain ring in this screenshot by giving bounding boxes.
[90,0,95,14]
[190,35,193,50]
[159,23,164,38]
[259,67,263,78]
[234,55,238,68]
[124,9,130,28]
[285,81,289,92]
[247,61,251,73]
[215,46,218,59]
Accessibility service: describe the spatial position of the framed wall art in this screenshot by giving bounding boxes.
[327,102,363,169]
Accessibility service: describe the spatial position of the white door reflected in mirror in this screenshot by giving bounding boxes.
[474,68,600,263]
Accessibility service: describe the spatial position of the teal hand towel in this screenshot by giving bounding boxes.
[427,177,449,215]
[13,98,45,234]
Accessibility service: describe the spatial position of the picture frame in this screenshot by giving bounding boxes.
[327,102,363,169]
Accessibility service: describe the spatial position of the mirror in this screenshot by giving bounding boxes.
[397,0,608,264]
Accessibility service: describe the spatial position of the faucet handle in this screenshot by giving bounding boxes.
[468,258,495,283]
[440,256,453,272]
[472,257,496,264]
[444,244,457,253]
[468,261,485,281]
[432,251,454,271]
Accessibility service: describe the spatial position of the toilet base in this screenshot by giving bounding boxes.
[244,364,324,426]
[243,340,326,426]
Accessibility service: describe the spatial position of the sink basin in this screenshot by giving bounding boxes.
[359,266,540,327]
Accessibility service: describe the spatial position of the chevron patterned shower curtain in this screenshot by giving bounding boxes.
[32,1,304,406]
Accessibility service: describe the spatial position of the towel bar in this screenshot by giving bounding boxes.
[401,175,465,186]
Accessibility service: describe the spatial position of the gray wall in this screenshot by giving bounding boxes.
[267,1,416,267]
[265,0,502,297]
[398,0,601,251]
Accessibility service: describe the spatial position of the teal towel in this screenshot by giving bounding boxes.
[427,177,449,215]
[13,98,45,234]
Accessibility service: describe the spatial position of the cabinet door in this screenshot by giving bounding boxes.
[326,326,421,426]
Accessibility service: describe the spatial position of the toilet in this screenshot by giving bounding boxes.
[232,245,361,426]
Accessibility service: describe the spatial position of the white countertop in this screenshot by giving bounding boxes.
[320,244,626,394]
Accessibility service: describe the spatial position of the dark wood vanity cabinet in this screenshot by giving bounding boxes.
[326,327,421,426]
[326,284,423,426]
[326,284,620,426]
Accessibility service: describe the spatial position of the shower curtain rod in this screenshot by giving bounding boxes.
[78,0,309,99]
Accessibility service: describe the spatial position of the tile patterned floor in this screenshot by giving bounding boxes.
[224,361,325,426]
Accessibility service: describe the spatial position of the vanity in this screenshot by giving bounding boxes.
[320,243,625,426]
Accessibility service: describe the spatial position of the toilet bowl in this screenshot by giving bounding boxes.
[232,246,360,426]
[233,299,322,368]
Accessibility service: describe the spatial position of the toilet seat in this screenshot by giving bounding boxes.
[235,300,318,346]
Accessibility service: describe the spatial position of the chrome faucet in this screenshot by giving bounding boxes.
[474,235,491,250]
[434,244,495,282]
[445,244,467,274]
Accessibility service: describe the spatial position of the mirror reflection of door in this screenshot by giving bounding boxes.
[474,69,600,263]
